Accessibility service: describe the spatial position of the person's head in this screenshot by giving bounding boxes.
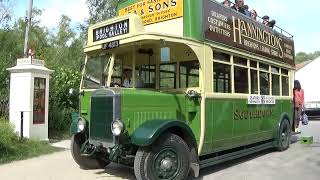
[243,5,249,10]
[262,15,270,25]
[250,9,257,20]
[235,0,244,7]
[223,0,230,8]
[123,68,132,79]
[268,20,276,28]
[294,80,301,91]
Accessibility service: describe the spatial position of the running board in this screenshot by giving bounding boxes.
[200,142,274,169]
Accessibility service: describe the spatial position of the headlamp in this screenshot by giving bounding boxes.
[111,120,124,136]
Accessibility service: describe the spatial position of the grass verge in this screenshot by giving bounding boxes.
[0,119,63,165]
[0,139,62,165]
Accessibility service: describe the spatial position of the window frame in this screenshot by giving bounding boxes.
[211,49,292,97]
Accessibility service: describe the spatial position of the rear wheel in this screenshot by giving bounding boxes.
[71,134,110,169]
[134,133,190,180]
[276,119,291,151]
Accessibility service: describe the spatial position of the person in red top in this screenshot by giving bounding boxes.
[293,80,304,133]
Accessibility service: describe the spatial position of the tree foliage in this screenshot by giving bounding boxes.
[295,51,320,64]
[86,0,119,24]
[0,0,12,27]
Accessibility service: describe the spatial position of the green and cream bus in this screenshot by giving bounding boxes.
[70,0,296,179]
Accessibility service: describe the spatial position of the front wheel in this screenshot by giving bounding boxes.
[71,134,110,169]
[276,119,291,151]
[134,133,190,180]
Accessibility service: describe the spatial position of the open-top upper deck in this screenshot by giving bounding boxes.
[86,0,295,66]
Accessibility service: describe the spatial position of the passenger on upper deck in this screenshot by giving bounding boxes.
[262,15,276,29]
[243,5,250,17]
[250,9,260,22]
[231,0,245,14]
[222,0,230,8]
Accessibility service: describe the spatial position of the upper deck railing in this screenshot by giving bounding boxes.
[223,0,293,40]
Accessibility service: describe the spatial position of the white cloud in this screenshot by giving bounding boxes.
[38,0,89,28]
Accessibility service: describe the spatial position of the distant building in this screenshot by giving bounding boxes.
[295,56,320,118]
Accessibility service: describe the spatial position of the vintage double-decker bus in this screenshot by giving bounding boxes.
[70,0,295,179]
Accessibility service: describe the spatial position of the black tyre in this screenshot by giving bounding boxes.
[71,134,110,169]
[276,119,291,151]
[134,133,190,180]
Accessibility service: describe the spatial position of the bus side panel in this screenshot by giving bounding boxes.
[121,89,201,145]
[280,99,294,128]
[202,97,285,156]
[203,98,234,155]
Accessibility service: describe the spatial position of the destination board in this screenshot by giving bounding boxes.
[93,19,129,42]
[203,0,295,65]
[119,0,183,25]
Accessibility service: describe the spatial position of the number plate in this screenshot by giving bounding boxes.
[102,40,120,50]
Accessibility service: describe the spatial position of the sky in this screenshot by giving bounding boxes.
[13,0,320,54]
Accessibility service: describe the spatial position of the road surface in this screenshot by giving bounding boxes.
[0,121,319,180]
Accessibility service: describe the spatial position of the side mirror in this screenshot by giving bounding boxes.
[186,90,201,99]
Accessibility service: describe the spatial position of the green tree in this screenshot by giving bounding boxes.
[0,0,12,27]
[295,51,320,64]
[86,0,119,24]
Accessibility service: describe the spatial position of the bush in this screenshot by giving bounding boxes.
[48,67,80,134]
[0,118,18,154]
[48,105,75,132]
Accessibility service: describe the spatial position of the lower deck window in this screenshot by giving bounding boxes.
[139,65,156,88]
[260,72,270,95]
[282,76,289,96]
[213,62,231,93]
[179,61,199,88]
[272,74,280,96]
[234,66,248,93]
[250,70,258,94]
[160,64,176,89]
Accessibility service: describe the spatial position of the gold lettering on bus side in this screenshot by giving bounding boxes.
[233,109,273,120]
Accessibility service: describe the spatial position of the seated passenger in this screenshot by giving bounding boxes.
[231,0,245,14]
[222,0,230,8]
[123,68,132,87]
[135,69,144,88]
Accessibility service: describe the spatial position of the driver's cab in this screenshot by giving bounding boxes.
[81,40,200,92]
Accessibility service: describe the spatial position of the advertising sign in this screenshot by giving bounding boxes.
[203,0,295,65]
[119,0,183,25]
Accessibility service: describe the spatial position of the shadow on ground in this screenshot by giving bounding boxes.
[95,163,136,179]
[91,136,302,180]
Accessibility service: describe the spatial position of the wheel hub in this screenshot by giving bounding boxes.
[160,158,173,171]
[154,149,179,179]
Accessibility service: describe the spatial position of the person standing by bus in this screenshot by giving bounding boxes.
[293,80,304,133]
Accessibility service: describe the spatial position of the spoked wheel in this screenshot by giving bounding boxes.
[134,133,190,180]
[276,119,291,151]
[71,134,110,169]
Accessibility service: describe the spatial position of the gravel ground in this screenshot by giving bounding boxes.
[0,121,319,180]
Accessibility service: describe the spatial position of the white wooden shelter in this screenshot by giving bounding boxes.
[7,58,53,140]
